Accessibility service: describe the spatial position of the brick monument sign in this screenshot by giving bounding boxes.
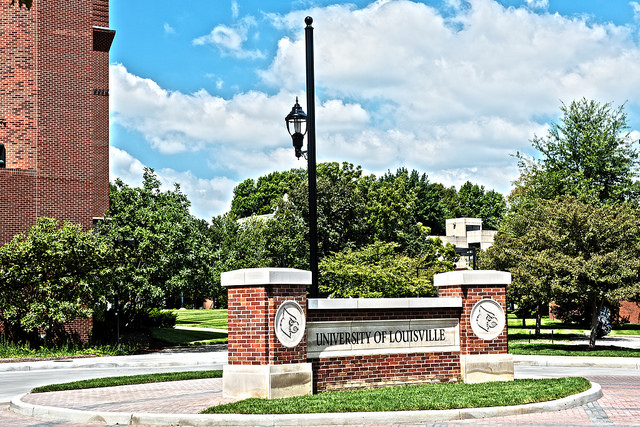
[222,268,512,398]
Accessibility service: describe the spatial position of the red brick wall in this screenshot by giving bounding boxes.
[459,286,508,355]
[312,353,460,392]
[227,284,307,365]
[308,307,462,392]
[0,1,112,343]
[0,316,92,342]
[0,0,112,245]
[92,0,109,27]
[0,4,38,171]
[619,301,640,324]
[92,48,110,218]
[0,169,36,243]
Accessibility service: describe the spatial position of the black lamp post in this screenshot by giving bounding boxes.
[285,16,319,298]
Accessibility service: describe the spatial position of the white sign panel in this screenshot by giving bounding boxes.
[307,318,459,358]
[274,300,306,348]
[470,299,505,340]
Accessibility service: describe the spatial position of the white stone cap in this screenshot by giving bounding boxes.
[221,268,311,287]
[308,297,462,310]
[433,270,511,287]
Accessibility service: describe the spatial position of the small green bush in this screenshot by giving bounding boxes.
[146,308,177,328]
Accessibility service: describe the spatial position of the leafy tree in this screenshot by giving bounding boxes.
[514,98,639,207]
[483,197,640,346]
[100,169,217,317]
[319,240,456,298]
[364,172,418,247]
[209,214,284,299]
[455,181,506,230]
[9,0,32,9]
[272,162,371,260]
[381,168,450,236]
[228,170,305,219]
[0,218,106,343]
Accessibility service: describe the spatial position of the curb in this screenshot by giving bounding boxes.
[10,382,602,426]
[513,355,640,369]
[0,352,228,372]
[4,354,638,372]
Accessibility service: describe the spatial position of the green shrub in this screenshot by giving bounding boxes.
[319,241,455,298]
[147,308,177,328]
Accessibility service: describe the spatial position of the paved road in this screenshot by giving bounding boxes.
[1,349,638,426]
[0,364,224,402]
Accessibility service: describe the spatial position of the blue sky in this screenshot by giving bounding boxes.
[108,0,640,219]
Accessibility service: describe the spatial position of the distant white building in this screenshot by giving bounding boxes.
[432,218,497,269]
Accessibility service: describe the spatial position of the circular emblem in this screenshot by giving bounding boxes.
[274,300,306,348]
[470,299,505,340]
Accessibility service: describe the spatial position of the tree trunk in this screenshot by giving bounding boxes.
[589,299,603,349]
[535,304,542,338]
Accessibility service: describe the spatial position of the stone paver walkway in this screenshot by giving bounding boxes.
[1,374,638,426]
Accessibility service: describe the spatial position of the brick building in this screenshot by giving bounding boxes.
[0,0,114,244]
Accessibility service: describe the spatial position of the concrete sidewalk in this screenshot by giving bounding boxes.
[3,351,639,372]
[0,346,228,372]
[9,377,603,426]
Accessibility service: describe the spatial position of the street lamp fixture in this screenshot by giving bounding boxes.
[285,97,307,159]
[284,16,319,298]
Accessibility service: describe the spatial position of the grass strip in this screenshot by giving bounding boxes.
[173,309,228,329]
[31,370,222,393]
[509,342,640,357]
[0,342,139,359]
[150,328,228,346]
[203,377,590,414]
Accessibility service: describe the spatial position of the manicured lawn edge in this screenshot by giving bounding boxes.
[203,377,591,414]
[31,370,222,393]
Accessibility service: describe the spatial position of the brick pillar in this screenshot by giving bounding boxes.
[221,268,312,399]
[434,270,513,383]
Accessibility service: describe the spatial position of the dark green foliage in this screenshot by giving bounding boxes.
[319,240,456,298]
[484,197,640,346]
[0,218,107,343]
[100,169,219,323]
[10,0,32,9]
[228,170,305,218]
[144,308,177,328]
[491,99,640,347]
[454,181,506,230]
[514,98,639,207]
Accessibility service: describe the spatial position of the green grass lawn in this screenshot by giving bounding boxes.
[203,377,591,414]
[507,313,640,356]
[150,328,227,346]
[29,372,591,415]
[31,370,223,393]
[172,309,228,329]
[507,314,640,336]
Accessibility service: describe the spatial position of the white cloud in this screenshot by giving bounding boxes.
[231,0,239,20]
[631,1,640,23]
[111,0,640,217]
[110,63,370,160]
[109,145,146,186]
[192,16,264,59]
[525,0,548,9]
[163,22,175,34]
[109,146,237,220]
[260,0,640,187]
